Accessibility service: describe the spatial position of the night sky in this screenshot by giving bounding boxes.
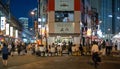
[10,0,38,27]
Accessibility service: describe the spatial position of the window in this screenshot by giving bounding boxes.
[55,11,74,22]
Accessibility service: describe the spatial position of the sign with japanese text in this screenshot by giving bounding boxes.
[54,23,74,33]
[6,23,9,35]
[55,0,74,11]
[1,17,6,31]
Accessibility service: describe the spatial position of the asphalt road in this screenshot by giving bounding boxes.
[0,55,120,69]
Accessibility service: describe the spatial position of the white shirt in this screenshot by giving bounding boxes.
[35,44,38,51]
[72,46,76,52]
[51,46,55,52]
[57,46,62,52]
[39,46,45,52]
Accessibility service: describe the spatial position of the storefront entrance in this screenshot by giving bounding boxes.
[54,36,73,54]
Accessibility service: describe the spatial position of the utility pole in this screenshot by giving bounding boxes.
[7,0,11,42]
[38,0,42,45]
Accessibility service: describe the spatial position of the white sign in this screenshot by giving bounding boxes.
[1,17,6,30]
[6,23,9,35]
[15,30,18,38]
[55,0,74,11]
[10,27,13,37]
[54,23,74,33]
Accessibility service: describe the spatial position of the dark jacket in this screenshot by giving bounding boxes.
[2,44,8,54]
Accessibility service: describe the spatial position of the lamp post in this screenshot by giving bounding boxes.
[30,11,35,25]
[7,0,11,42]
[30,11,37,42]
[38,0,42,45]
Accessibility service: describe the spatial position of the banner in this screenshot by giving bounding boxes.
[1,17,6,30]
[54,23,74,33]
[5,23,9,35]
[10,27,13,37]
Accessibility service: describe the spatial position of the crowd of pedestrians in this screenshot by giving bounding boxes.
[27,42,82,56]
[0,39,119,57]
[0,39,119,67]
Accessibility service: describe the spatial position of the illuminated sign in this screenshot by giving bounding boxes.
[6,23,9,35]
[10,27,13,37]
[1,17,6,30]
[15,30,18,38]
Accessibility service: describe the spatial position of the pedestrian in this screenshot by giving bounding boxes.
[51,43,56,56]
[8,43,12,55]
[1,43,9,66]
[105,39,111,56]
[68,41,72,55]
[79,43,84,56]
[114,41,118,51]
[0,42,2,54]
[101,40,106,56]
[57,45,62,56]
[91,41,101,68]
[11,42,15,56]
[17,44,21,55]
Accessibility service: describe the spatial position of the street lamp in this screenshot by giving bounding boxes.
[30,11,35,24]
[31,11,35,15]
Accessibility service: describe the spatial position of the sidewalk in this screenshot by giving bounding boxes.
[0,55,40,69]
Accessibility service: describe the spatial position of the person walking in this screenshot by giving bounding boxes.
[91,41,101,68]
[79,43,84,56]
[105,39,111,56]
[11,42,15,56]
[114,41,118,51]
[101,40,106,56]
[1,43,9,66]
[68,41,72,55]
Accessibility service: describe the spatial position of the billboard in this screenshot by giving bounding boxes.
[5,23,9,35]
[15,30,18,38]
[10,27,13,37]
[55,0,74,11]
[1,17,6,30]
[54,23,74,33]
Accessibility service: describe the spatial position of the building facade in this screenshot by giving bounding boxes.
[99,0,120,39]
[19,17,29,29]
[0,0,23,42]
[46,0,81,46]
